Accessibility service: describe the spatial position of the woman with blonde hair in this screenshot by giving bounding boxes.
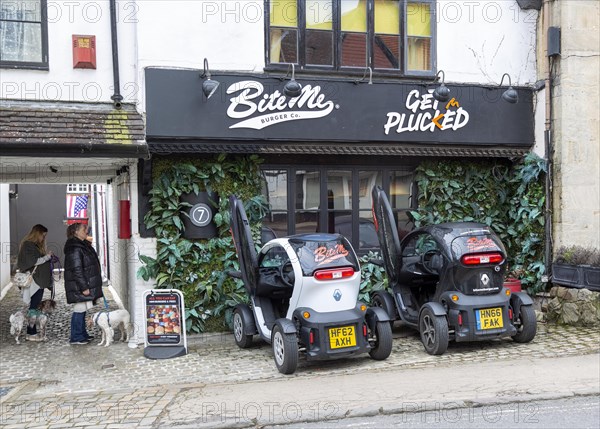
[64,222,103,344]
[16,224,54,341]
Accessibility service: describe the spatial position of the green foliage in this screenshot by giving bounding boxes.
[137,155,266,333]
[359,252,388,303]
[410,153,547,293]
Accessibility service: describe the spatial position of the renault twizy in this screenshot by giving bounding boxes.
[370,186,537,355]
[228,196,393,374]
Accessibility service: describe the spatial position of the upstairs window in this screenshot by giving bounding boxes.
[0,0,48,69]
[267,0,435,75]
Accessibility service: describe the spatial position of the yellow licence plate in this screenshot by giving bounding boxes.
[329,325,356,349]
[476,307,504,330]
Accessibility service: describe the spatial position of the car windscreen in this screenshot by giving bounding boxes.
[451,234,504,259]
[289,236,359,276]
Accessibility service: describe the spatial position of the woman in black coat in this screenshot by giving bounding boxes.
[16,224,53,341]
[64,222,103,344]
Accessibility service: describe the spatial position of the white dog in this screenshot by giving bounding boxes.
[88,309,131,347]
[9,310,26,344]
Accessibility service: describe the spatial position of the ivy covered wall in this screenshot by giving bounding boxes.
[410,153,547,292]
[138,153,547,334]
[137,155,266,333]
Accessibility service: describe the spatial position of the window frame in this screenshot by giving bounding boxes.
[0,0,49,70]
[264,0,436,77]
[261,164,416,255]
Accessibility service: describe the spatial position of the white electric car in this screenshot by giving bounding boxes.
[228,195,393,374]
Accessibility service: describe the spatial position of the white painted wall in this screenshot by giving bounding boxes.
[126,162,156,345]
[0,185,10,287]
[132,0,537,112]
[0,1,538,108]
[0,0,138,103]
[437,1,538,85]
[134,0,264,110]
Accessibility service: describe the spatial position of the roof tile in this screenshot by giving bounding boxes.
[0,100,146,146]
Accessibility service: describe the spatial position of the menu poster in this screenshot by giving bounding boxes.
[145,291,184,345]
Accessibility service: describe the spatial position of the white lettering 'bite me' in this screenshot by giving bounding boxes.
[226,81,335,130]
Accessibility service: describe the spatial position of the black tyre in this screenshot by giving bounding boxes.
[369,321,393,360]
[372,292,396,329]
[232,308,253,348]
[512,305,537,343]
[419,307,449,355]
[272,325,298,374]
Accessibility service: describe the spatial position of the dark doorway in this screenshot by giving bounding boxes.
[9,184,68,270]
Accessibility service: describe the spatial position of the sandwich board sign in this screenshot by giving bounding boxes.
[143,289,187,359]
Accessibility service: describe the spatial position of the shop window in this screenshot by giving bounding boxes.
[267,0,435,75]
[261,166,414,254]
[0,0,48,69]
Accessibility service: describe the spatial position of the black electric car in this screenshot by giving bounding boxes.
[370,186,537,355]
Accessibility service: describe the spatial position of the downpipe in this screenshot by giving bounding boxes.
[109,0,123,109]
[543,0,553,281]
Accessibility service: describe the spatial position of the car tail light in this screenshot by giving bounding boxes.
[363,324,368,337]
[458,313,463,326]
[313,267,355,281]
[461,252,504,265]
[309,330,315,344]
[509,308,513,320]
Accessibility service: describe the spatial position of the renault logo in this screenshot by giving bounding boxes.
[480,273,490,286]
[333,289,342,301]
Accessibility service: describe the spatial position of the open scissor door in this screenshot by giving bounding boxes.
[371,186,402,288]
[229,195,259,295]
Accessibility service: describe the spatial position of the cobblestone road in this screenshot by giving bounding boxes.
[1,282,599,428]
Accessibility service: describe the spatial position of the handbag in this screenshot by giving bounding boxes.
[12,266,37,290]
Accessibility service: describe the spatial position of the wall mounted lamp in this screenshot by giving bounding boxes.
[499,73,519,104]
[432,70,450,102]
[201,58,220,99]
[283,63,302,98]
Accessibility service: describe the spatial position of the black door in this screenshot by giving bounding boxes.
[229,196,258,294]
[371,186,402,288]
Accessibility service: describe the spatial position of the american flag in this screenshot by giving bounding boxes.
[67,195,89,218]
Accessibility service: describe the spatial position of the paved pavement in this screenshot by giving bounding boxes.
[1,281,599,428]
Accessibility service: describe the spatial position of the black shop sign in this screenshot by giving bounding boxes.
[146,68,534,148]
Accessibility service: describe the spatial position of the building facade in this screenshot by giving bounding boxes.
[131,0,542,337]
[542,0,599,249]
[10,1,597,341]
[0,0,148,311]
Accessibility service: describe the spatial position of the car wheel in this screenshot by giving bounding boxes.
[372,292,396,329]
[419,307,449,355]
[272,325,298,374]
[233,308,253,348]
[368,321,393,361]
[512,305,537,343]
